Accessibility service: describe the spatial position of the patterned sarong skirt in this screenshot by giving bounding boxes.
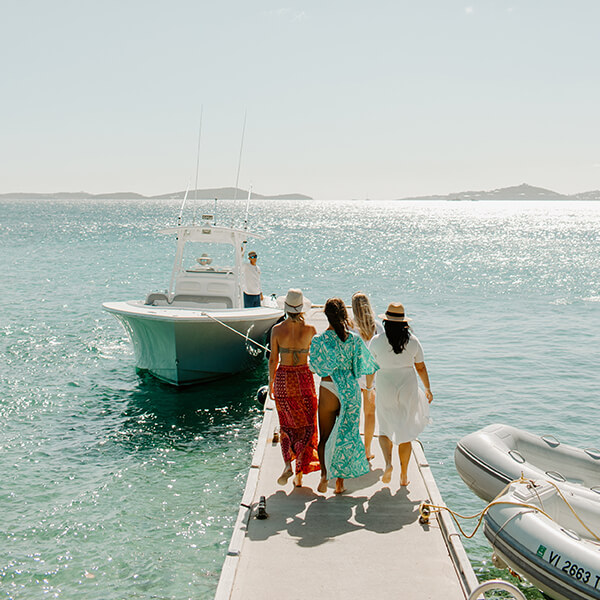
[273,364,320,475]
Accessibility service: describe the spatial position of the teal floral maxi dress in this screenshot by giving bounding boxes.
[309,330,379,479]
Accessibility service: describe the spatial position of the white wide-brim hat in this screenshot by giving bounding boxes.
[276,288,312,314]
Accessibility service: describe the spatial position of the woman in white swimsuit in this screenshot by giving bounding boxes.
[310,298,378,494]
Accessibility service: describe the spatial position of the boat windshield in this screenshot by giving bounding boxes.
[182,242,235,273]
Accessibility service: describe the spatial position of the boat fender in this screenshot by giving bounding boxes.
[256,496,268,520]
[492,552,508,570]
[255,385,269,406]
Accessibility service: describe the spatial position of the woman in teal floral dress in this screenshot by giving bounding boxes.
[310,298,379,494]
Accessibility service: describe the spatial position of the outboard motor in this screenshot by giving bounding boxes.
[255,385,269,406]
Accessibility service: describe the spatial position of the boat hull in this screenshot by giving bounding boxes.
[484,482,600,600]
[103,301,283,385]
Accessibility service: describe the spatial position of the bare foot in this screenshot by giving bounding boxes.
[400,476,410,486]
[293,473,303,487]
[366,450,375,461]
[382,464,393,484]
[334,478,346,494]
[317,477,328,493]
[277,467,293,486]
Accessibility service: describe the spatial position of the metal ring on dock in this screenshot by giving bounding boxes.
[467,579,527,600]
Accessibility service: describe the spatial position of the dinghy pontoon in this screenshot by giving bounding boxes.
[455,423,600,503]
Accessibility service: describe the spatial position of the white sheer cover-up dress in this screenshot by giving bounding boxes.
[369,332,431,444]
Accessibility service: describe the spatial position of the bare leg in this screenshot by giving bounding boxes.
[277,461,293,485]
[379,435,393,483]
[317,385,340,493]
[293,473,303,487]
[362,388,375,460]
[334,478,346,494]
[398,442,412,486]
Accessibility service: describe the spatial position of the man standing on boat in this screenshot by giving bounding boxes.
[242,251,263,307]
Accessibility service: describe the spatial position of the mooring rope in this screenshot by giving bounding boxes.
[419,474,600,542]
[200,311,270,352]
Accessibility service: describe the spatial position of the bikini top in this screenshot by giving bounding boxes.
[279,346,309,365]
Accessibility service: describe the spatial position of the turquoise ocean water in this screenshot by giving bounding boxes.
[1,198,599,599]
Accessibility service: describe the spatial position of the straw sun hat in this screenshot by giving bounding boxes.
[277,289,312,314]
[379,302,412,322]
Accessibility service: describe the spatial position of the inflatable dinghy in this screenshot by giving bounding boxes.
[484,479,600,600]
[455,423,600,502]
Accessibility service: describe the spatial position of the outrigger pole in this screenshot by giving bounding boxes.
[192,106,204,224]
[232,110,247,225]
[177,182,191,227]
[194,106,204,204]
[244,185,253,231]
[177,107,203,227]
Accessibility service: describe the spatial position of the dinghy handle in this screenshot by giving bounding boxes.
[545,470,566,482]
[541,434,560,447]
[560,527,581,541]
[584,447,600,460]
[468,579,527,600]
[508,450,525,464]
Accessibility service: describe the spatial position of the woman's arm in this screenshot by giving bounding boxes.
[414,362,433,403]
[365,372,375,391]
[268,328,280,399]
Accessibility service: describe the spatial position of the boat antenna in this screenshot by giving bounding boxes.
[214,197,218,225]
[177,182,191,227]
[244,185,253,231]
[231,110,247,225]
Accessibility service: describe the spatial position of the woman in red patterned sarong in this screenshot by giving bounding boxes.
[269,289,320,488]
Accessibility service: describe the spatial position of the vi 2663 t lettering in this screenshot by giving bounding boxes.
[548,550,599,588]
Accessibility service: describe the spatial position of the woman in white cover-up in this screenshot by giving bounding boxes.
[369,302,433,487]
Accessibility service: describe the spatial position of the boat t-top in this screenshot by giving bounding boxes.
[103,213,283,385]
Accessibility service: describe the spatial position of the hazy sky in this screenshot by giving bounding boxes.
[2,1,599,199]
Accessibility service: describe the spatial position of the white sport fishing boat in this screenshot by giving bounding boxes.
[484,478,600,600]
[103,213,283,385]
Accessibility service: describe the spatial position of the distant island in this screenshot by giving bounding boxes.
[0,187,312,201]
[1,183,599,201]
[397,183,600,202]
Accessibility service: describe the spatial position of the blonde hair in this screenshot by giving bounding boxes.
[351,292,376,342]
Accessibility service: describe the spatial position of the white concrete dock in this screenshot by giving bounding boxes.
[215,308,480,600]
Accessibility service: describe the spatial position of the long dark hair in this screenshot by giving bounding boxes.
[324,298,350,342]
[384,320,411,354]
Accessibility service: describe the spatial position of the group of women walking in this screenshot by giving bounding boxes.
[268,289,433,494]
